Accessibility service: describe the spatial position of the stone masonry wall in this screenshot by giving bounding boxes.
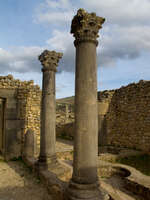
[1,74,149,156]
[56,103,74,139]
[17,85,41,146]
[56,80,150,153]
[104,80,150,153]
[97,90,115,146]
[0,75,41,159]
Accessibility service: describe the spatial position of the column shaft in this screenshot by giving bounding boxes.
[73,42,98,184]
[40,70,56,161]
[37,50,63,169]
[67,8,105,200]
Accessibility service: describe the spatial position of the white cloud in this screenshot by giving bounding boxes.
[81,0,150,26]
[46,29,73,51]
[33,0,150,71]
[46,29,75,72]
[98,25,150,67]
[0,46,44,73]
[36,11,73,25]
[0,48,13,62]
[34,0,75,26]
[35,0,150,27]
[1,0,150,76]
[9,61,26,70]
[45,24,150,71]
[46,0,71,10]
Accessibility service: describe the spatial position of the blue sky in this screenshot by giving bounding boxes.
[0,0,150,98]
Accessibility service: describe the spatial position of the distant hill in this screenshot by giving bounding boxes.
[56,96,74,104]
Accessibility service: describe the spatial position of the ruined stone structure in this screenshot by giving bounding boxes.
[0,7,149,200]
[38,50,63,169]
[56,102,74,139]
[1,76,149,161]
[23,128,37,159]
[0,75,41,160]
[102,80,150,153]
[66,9,105,200]
[56,80,150,153]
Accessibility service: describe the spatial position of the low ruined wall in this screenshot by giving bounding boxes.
[55,91,114,141]
[105,80,150,153]
[97,90,115,146]
[17,87,41,147]
[56,103,74,139]
[56,80,150,153]
[0,75,41,159]
[1,74,149,158]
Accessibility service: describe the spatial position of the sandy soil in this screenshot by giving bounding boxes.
[0,160,52,200]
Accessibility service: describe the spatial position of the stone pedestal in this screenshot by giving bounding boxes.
[67,9,105,200]
[23,129,37,158]
[38,50,63,169]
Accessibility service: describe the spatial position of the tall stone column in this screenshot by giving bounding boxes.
[38,50,63,169]
[67,9,105,200]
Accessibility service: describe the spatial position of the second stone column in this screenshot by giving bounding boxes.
[67,9,105,200]
[38,50,62,169]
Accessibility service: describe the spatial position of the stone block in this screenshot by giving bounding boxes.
[23,129,37,158]
[4,129,22,160]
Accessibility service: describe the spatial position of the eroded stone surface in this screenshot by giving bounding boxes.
[71,8,105,45]
[39,50,63,72]
[38,50,63,169]
[0,75,41,160]
[23,129,37,158]
[55,80,150,154]
[67,8,105,200]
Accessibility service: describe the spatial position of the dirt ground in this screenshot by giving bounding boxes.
[0,139,73,200]
[0,159,52,200]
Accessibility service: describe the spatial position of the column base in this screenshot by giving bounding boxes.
[66,179,109,200]
[34,157,72,183]
[36,154,58,170]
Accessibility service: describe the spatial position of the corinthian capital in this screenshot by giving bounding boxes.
[71,9,105,46]
[39,50,63,72]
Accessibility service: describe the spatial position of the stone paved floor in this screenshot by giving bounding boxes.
[37,138,73,156]
[56,138,73,152]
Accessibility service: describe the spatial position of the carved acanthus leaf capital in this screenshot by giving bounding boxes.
[39,50,63,72]
[71,9,105,46]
